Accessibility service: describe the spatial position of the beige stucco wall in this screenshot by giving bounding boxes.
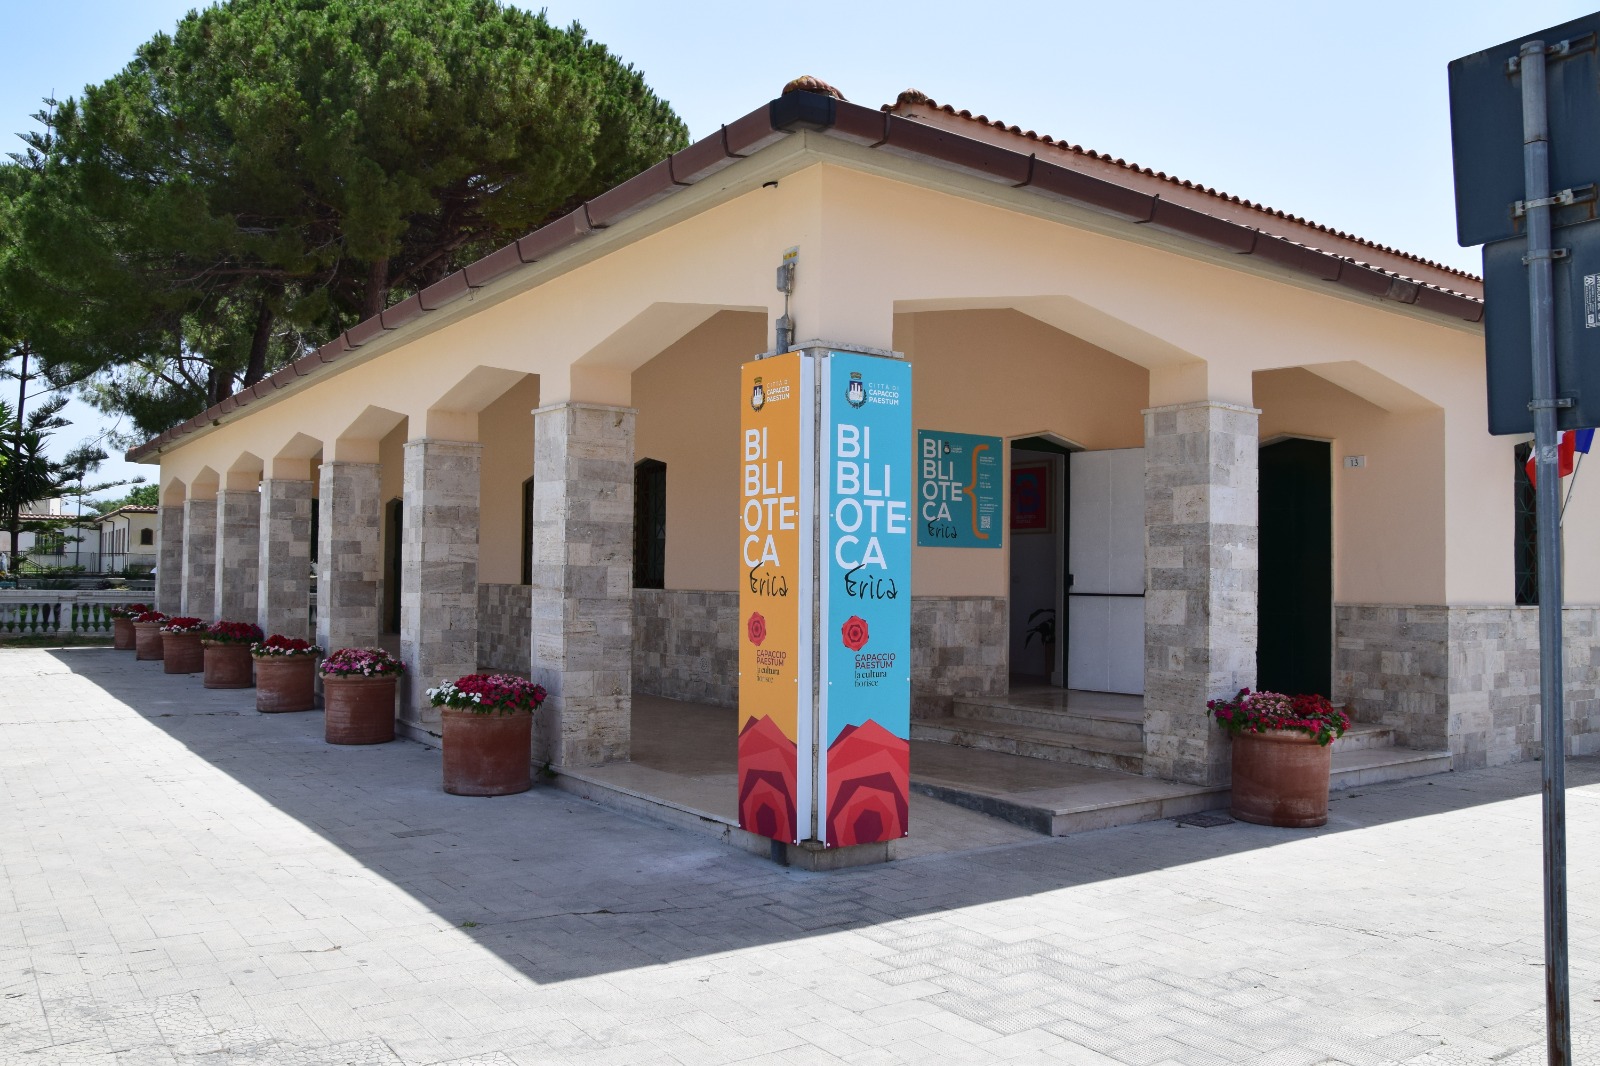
[634,311,766,592]
[378,423,405,504]
[899,309,1146,598]
[1256,366,1600,607]
[143,172,796,491]
[146,151,1517,606]
[630,307,1147,597]
[1255,368,1447,605]
[478,376,540,584]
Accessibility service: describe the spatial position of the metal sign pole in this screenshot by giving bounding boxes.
[1517,38,1573,1066]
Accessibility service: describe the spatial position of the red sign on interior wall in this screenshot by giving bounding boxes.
[1010,462,1051,532]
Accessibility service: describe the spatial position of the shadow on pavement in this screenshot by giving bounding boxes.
[50,647,1600,987]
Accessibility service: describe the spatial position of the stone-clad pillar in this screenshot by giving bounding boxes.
[181,498,217,618]
[316,462,382,653]
[258,477,314,640]
[213,486,261,622]
[156,503,185,614]
[1142,400,1259,786]
[399,440,481,732]
[529,402,635,768]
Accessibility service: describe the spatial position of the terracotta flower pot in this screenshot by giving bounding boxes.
[441,707,533,796]
[133,621,165,661]
[253,655,318,712]
[323,675,398,745]
[113,617,136,650]
[1229,729,1333,828]
[202,641,254,689]
[161,631,204,674]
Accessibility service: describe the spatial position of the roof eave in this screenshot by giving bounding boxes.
[129,90,1483,464]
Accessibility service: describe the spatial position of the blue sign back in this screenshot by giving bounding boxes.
[1450,16,1600,248]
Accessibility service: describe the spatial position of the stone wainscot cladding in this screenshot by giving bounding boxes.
[631,590,1007,716]
[1335,604,1600,767]
[478,583,532,675]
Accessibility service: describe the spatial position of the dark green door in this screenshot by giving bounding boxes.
[1257,438,1331,697]
[386,499,403,634]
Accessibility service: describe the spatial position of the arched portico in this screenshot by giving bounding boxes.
[181,469,220,618]
[155,478,186,614]
[215,453,263,622]
[128,83,1591,841]
[259,437,321,640]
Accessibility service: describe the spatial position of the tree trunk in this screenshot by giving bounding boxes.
[206,365,232,407]
[361,258,390,321]
[242,296,274,388]
[8,345,28,571]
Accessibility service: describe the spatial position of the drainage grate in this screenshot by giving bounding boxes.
[1175,811,1234,828]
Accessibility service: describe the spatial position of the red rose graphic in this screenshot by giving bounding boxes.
[747,611,767,647]
[739,715,798,842]
[840,615,869,651]
[825,721,910,846]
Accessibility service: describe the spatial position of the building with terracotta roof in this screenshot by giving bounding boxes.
[4,498,103,574]
[125,80,1599,854]
[96,505,159,576]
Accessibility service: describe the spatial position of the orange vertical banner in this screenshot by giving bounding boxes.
[737,353,812,842]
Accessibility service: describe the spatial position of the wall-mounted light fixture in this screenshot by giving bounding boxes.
[775,246,798,351]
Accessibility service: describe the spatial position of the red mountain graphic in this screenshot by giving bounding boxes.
[738,715,798,843]
[825,720,909,847]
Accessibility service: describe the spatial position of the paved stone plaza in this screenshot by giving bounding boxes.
[1,647,1596,1065]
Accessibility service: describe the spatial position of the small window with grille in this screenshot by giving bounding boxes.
[521,476,534,586]
[634,459,666,589]
[1514,441,1537,606]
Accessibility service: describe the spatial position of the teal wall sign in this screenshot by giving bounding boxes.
[916,430,1002,548]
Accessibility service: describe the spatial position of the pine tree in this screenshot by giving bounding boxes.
[5,0,688,437]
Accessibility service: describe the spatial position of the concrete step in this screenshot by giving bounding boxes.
[912,716,1144,775]
[912,744,1452,839]
[909,774,1228,837]
[1331,745,1452,789]
[951,696,1144,743]
[1330,723,1396,753]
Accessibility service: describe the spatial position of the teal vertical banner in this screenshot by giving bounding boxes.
[916,430,1003,548]
[819,351,913,848]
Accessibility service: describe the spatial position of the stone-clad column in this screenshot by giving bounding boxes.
[181,498,218,618]
[316,462,382,653]
[213,487,261,622]
[1142,400,1259,786]
[156,503,185,614]
[399,440,481,732]
[258,478,314,640]
[529,402,635,767]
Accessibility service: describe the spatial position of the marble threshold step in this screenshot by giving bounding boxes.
[912,742,1453,836]
[950,696,1145,742]
[1330,723,1395,753]
[911,716,1145,774]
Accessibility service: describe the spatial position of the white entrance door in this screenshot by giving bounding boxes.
[1067,449,1145,694]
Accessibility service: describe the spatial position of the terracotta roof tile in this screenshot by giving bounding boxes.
[128,83,1484,464]
[886,90,1479,288]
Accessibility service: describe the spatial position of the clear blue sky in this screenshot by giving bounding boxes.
[2,0,1593,495]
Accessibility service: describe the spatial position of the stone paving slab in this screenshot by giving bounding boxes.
[1,646,1597,1065]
